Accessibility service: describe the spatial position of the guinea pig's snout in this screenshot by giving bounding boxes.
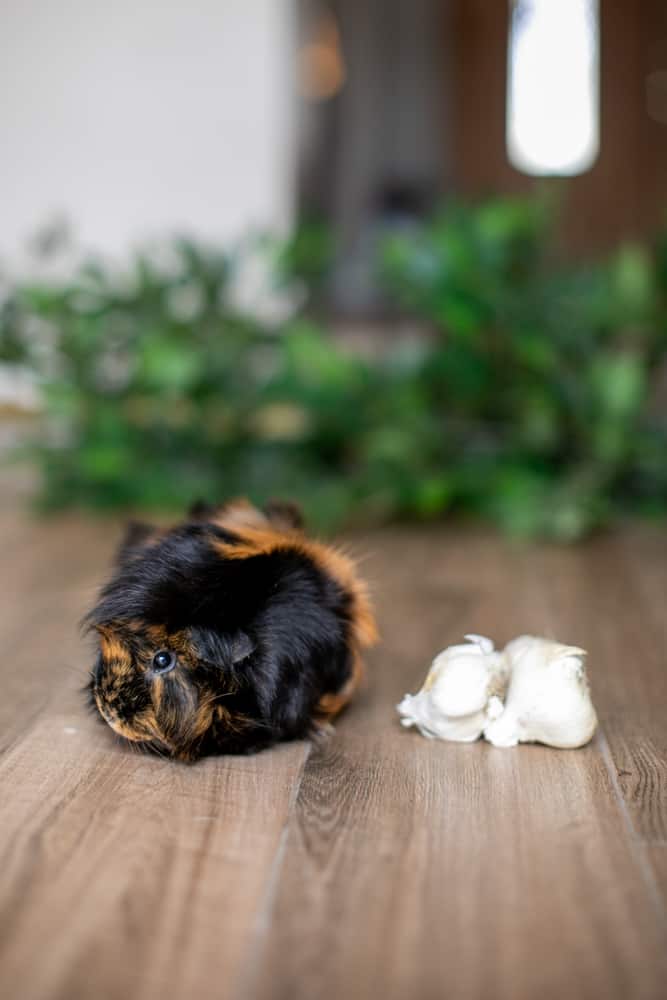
[94,690,145,742]
[92,662,156,744]
[91,643,211,760]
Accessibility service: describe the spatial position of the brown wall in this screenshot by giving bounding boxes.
[451,0,667,253]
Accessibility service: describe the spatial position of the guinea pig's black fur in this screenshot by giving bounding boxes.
[85,499,377,761]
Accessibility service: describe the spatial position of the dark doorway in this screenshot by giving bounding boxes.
[297,0,451,315]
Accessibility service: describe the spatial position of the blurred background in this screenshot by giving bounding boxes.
[1,0,666,539]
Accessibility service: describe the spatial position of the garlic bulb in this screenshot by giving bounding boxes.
[483,635,597,749]
[397,635,508,742]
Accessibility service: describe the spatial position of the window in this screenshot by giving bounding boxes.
[507,0,599,176]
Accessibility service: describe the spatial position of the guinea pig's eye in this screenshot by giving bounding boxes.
[152,650,176,674]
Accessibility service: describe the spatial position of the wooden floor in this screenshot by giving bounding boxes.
[0,497,666,1000]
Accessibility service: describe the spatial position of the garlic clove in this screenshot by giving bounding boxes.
[427,651,495,717]
[397,693,487,742]
[397,634,508,743]
[483,635,598,750]
[462,633,495,654]
[426,635,507,717]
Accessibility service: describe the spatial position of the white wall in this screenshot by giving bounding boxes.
[0,0,295,263]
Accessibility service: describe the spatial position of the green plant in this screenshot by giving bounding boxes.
[274,215,334,302]
[0,235,376,529]
[1,200,666,540]
[381,197,667,538]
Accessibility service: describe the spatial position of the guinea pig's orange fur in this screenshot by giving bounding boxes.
[210,499,378,655]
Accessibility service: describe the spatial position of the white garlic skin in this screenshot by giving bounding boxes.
[397,695,489,742]
[483,635,598,749]
[397,635,508,743]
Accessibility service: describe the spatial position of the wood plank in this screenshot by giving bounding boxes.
[525,534,667,847]
[649,847,667,901]
[0,682,309,1000]
[0,507,309,1000]
[1,514,665,1000]
[241,529,667,1000]
[0,512,115,750]
[451,0,667,252]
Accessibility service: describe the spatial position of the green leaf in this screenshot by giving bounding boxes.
[611,244,655,318]
[137,332,202,392]
[589,354,645,417]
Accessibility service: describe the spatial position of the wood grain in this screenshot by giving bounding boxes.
[0,696,308,1000]
[649,847,667,902]
[450,0,667,254]
[522,534,667,847]
[0,509,665,1000]
[243,530,667,1000]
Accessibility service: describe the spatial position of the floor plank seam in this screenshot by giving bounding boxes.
[597,728,667,930]
[231,740,313,999]
[4,516,667,1000]
[0,699,50,760]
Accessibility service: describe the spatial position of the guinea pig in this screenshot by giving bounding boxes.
[85,498,377,761]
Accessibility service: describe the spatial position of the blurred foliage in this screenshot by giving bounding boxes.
[381,197,667,538]
[1,196,667,539]
[275,216,334,300]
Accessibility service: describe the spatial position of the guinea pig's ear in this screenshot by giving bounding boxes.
[263,499,304,531]
[187,499,219,520]
[115,520,156,567]
[230,631,255,664]
[190,626,256,667]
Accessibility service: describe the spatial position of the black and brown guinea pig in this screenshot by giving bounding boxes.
[85,498,377,761]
